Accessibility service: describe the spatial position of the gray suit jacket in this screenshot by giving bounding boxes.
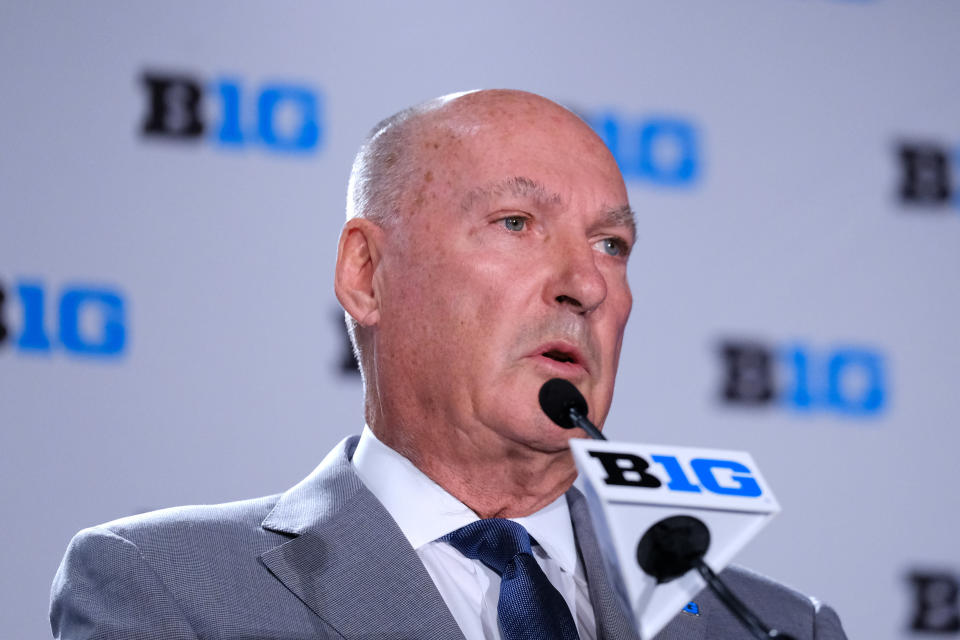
[51,436,846,639]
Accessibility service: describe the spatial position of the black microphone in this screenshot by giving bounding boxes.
[637,516,795,639]
[538,378,606,440]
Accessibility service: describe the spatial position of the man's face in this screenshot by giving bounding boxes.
[373,96,633,455]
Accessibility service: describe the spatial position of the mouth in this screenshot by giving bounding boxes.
[542,349,577,364]
[530,342,589,376]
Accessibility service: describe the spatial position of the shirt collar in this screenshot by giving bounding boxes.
[351,425,579,575]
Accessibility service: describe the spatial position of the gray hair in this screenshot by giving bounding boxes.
[346,108,418,227]
[346,91,475,224]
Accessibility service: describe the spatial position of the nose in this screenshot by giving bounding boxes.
[546,239,607,315]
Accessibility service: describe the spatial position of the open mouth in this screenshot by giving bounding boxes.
[542,349,577,364]
[531,341,588,375]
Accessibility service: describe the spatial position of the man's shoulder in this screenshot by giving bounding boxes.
[79,435,365,549]
[87,493,282,545]
[721,564,818,610]
[64,436,366,569]
[50,452,367,640]
[702,565,846,639]
[64,493,289,579]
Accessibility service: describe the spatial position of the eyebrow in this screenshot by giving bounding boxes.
[460,176,563,212]
[602,204,637,241]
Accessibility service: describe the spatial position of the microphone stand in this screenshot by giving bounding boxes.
[694,559,794,639]
[567,406,606,441]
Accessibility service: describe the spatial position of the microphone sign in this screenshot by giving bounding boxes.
[575,442,775,513]
[587,451,763,498]
[569,439,780,639]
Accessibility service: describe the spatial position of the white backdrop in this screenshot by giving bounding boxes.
[2,1,959,638]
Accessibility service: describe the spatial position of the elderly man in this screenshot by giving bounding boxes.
[51,90,846,639]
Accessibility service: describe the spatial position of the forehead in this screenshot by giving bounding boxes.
[413,103,629,212]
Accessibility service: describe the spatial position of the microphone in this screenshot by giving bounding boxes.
[537,379,792,639]
[538,378,606,440]
[638,516,795,639]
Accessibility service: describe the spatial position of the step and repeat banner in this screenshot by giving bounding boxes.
[1,1,958,638]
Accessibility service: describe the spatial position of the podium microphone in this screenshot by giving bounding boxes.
[538,378,606,440]
[637,516,795,639]
[538,378,795,640]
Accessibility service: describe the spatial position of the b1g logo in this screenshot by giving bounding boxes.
[718,339,887,417]
[907,570,960,633]
[897,141,959,209]
[588,450,762,498]
[140,70,323,154]
[580,110,700,187]
[0,279,127,358]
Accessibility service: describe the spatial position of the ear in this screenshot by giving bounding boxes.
[334,218,383,328]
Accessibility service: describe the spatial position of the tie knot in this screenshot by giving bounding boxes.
[443,519,533,575]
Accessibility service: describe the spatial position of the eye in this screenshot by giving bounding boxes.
[501,216,527,232]
[594,237,629,257]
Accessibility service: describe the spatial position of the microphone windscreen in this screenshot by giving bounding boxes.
[539,378,589,429]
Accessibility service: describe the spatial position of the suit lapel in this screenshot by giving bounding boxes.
[259,437,465,640]
[567,486,641,640]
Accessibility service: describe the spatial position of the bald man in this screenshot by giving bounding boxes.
[51,90,846,640]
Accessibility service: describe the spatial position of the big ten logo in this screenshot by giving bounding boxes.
[897,141,959,209]
[906,570,960,634]
[579,110,701,188]
[587,450,762,498]
[140,70,323,154]
[0,279,127,358]
[718,339,887,417]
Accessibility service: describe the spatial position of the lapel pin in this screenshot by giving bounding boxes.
[682,602,700,616]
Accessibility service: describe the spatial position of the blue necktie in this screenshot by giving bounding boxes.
[443,518,581,640]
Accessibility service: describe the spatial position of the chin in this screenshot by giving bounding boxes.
[484,376,597,450]
[518,414,582,453]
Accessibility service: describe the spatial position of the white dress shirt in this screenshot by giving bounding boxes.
[352,426,597,640]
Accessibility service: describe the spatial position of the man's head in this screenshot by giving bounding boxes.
[335,90,633,502]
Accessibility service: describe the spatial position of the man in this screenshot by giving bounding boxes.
[51,90,846,639]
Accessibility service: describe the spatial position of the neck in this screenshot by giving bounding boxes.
[420,449,577,519]
[370,418,578,519]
